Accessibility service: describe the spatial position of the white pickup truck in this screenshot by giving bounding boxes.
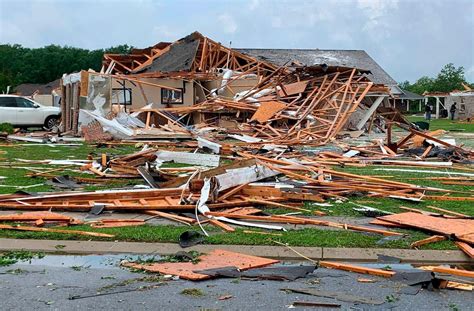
[0,95,61,129]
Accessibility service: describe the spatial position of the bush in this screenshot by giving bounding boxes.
[0,123,14,134]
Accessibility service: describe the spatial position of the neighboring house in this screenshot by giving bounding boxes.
[393,89,424,112]
[423,90,474,119]
[14,79,61,106]
[445,91,474,120]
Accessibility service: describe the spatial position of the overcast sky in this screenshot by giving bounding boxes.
[1,0,473,83]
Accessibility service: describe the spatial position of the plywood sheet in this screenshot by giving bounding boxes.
[123,249,278,280]
[278,81,309,97]
[377,212,474,243]
[250,101,287,123]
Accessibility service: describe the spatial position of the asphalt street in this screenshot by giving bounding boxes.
[0,254,472,310]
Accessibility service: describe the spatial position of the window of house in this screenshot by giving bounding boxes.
[111,88,132,105]
[161,88,183,105]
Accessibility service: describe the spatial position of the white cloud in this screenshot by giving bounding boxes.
[357,0,400,40]
[217,13,238,34]
[249,0,260,10]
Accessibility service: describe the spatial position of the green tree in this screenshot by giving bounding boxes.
[0,44,133,93]
[399,63,469,95]
[432,63,465,92]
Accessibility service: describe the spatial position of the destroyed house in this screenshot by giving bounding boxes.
[99,32,277,109]
[236,48,401,94]
[60,31,403,139]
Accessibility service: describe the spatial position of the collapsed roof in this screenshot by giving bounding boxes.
[103,31,396,88]
[236,49,397,86]
[104,32,278,78]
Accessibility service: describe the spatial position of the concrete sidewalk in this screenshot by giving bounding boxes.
[0,238,471,263]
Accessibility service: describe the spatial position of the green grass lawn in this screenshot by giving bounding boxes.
[0,140,472,250]
[0,224,457,250]
[0,143,140,194]
[407,115,474,132]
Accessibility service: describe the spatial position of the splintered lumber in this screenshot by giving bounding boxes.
[145,210,196,224]
[425,206,469,218]
[245,198,311,212]
[205,212,400,236]
[455,241,474,259]
[0,224,114,238]
[0,188,185,203]
[440,280,473,291]
[122,249,279,280]
[319,261,395,278]
[208,219,235,232]
[160,158,257,188]
[377,212,474,244]
[218,183,249,201]
[419,266,474,279]
[410,128,472,154]
[0,200,254,212]
[410,235,447,248]
[90,219,146,228]
[0,211,73,222]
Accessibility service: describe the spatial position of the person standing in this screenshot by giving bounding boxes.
[425,104,432,121]
[450,103,457,120]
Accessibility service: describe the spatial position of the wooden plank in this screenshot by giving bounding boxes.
[377,212,474,244]
[455,241,474,258]
[0,224,114,238]
[218,183,250,201]
[410,235,446,248]
[319,261,395,278]
[420,266,474,279]
[208,219,235,232]
[245,198,311,212]
[425,205,469,218]
[250,101,287,123]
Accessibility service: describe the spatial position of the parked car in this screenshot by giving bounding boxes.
[0,95,61,129]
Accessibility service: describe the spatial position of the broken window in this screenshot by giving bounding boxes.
[161,88,183,105]
[111,88,132,105]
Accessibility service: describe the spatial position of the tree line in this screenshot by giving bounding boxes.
[399,63,472,95]
[0,44,472,95]
[0,44,132,93]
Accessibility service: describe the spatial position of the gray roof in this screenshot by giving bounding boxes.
[400,89,424,100]
[139,33,200,73]
[14,79,60,96]
[236,49,397,86]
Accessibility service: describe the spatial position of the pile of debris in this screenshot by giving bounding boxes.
[0,31,473,287]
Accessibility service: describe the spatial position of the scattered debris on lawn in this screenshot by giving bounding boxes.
[0,31,473,301]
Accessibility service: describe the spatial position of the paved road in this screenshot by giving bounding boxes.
[0,254,471,310]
